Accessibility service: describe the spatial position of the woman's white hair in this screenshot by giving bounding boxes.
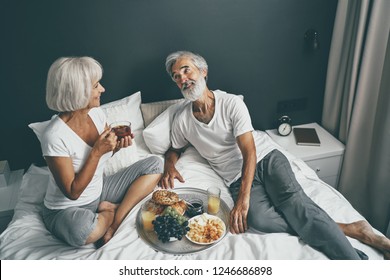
[165,51,208,79]
[46,56,103,112]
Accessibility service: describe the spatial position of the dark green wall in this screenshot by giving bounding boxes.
[0,0,338,170]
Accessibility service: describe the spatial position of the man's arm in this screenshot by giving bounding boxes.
[160,146,186,189]
[230,131,257,234]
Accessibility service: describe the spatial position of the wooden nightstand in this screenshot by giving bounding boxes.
[0,169,24,233]
[266,122,345,188]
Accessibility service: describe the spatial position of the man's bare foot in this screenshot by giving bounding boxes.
[98,201,118,212]
[340,220,390,258]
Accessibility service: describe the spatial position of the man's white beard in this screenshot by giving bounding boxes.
[181,76,206,101]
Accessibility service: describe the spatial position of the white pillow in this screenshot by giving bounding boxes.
[28,117,55,142]
[102,144,138,176]
[28,92,144,176]
[143,100,189,154]
[100,91,144,175]
[18,165,50,205]
[141,98,184,127]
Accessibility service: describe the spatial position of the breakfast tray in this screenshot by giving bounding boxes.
[136,187,230,255]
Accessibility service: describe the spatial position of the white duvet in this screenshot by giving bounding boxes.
[0,130,384,260]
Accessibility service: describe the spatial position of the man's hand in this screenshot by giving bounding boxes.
[159,166,184,189]
[160,147,185,189]
[229,194,250,234]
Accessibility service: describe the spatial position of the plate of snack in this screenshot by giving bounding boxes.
[186,213,226,245]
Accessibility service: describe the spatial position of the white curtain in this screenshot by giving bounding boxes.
[322,0,390,236]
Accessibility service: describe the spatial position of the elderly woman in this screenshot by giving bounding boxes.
[41,57,163,247]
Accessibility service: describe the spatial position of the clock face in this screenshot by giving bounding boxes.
[278,123,292,136]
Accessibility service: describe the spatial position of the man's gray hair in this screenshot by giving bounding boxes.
[46,56,103,112]
[165,51,208,78]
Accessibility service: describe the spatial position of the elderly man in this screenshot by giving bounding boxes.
[160,50,390,259]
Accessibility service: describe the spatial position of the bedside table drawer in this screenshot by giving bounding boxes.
[305,155,342,178]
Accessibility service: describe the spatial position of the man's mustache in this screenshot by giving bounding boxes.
[182,80,195,90]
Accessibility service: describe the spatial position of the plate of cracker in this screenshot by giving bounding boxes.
[186,213,226,245]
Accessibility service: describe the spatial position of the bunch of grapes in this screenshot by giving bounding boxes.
[152,209,190,243]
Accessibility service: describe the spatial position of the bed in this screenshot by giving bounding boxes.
[0,91,385,260]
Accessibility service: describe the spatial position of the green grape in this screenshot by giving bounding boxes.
[162,206,188,224]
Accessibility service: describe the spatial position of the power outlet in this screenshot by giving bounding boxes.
[277,97,307,113]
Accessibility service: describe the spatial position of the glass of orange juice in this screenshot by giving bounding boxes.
[207,187,221,215]
[141,202,156,232]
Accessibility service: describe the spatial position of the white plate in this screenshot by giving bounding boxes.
[185,213,226,245]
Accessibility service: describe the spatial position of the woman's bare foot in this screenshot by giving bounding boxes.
[340,220,390,258]
[91,201,119,248]
[102,225,118,245]
[98,201,118,212]
[98,202,120,245]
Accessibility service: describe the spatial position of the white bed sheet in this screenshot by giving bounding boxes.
[0,130,384,260]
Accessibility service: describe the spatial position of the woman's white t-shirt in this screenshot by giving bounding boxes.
[41,107,112,209]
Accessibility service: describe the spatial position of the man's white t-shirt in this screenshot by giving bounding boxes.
[171,90,254,186]
[41,107,112,209]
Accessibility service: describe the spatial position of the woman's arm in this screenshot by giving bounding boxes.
[45,128,118,200]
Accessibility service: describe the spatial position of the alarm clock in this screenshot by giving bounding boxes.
[277,116,292,136]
